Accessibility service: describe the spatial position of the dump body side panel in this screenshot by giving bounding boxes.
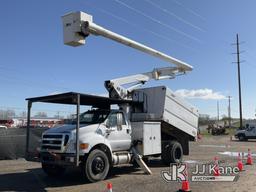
[131,86,199,139]
[163,87,198,138]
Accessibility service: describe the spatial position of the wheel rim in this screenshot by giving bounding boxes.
[91,156,105,174]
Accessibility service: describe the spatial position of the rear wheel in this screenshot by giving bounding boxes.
[82,149,110,182]
[42,163,65,177]
[161,141,183,165]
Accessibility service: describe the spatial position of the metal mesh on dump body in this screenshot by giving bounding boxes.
[0,127,48,160]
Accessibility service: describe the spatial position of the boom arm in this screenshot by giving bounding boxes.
[62,12,193,72]
[62,11,194,99]
[105,66,183,99]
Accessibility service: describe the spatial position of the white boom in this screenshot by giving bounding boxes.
[62,11,193,72]
[62,11,195,99]
[105,66,182,99]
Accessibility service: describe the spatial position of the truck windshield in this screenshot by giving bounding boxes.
[79,110,109,124]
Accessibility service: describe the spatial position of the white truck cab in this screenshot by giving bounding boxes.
[39,108,133,182]
[235,122,256,141]
[41,109,131,154]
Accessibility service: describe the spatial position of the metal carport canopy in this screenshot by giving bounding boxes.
[26,92,138,107]
[25,92,139,166]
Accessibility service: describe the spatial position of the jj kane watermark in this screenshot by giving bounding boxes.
[161,163,239,182]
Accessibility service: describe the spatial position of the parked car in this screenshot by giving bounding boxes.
[0,125,7,129]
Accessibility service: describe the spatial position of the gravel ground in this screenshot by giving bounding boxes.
[0,135,256,192]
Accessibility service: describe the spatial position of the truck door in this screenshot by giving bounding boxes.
[249,125,256,139]
[245,124,256,139]
[105,112,131,151]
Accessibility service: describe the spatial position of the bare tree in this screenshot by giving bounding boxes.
[20,111,27,118]
[34,112,48,118]
[0,109,15,120]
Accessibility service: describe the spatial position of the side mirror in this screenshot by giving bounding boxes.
[106,127,116,134]
[117,113,123,130]
[105,121,110,128]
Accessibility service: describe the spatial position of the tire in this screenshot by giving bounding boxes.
[82,149,110,182]
[238,134,247,141]
[161,141,183,165]
[42,163,65,177]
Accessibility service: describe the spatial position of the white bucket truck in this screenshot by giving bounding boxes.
[25,12,199,182]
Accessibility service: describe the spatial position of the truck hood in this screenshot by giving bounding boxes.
[44,124,99,134]
[235,129,245,134]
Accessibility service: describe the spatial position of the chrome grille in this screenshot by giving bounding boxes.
[41,133,69,152]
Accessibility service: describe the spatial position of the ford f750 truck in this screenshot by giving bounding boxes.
[25,12,199,182]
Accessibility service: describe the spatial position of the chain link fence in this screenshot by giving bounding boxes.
[0,127,48,160]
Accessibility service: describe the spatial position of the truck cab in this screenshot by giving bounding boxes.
[235,123,256,141]
[41,109,131,154]
[40,108,133,181]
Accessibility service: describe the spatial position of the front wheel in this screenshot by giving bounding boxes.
[82,149,110,182]
[161,141,183,165]
[238,134,247,141]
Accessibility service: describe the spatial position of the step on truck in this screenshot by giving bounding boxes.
[25,11,199,182]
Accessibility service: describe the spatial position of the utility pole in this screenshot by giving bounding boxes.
[217,100,219,125]
[232,34,243,129]
[236,34,243,129]
[227,96,232,128]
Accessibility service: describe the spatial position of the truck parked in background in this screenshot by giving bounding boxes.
[235,122,256,141]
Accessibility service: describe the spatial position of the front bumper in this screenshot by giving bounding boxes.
[40,152,77,166]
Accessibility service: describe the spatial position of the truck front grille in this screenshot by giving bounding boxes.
[41,133,69,152]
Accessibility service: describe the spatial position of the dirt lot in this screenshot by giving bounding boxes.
[0,135,256,192]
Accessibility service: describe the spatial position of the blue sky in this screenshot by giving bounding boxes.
[0,0,256,118]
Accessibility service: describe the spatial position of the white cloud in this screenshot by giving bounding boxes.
[174,89,226,100]
[48,91,62,95]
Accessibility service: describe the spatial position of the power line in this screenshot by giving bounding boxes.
[0,106,71,114]
[172,0,206,21]
[143,0,205,32]
[0,64,64,90]
[0,67,70,92]
[0,73,68,92]
[83,1,197,52]
[113,0,202,43]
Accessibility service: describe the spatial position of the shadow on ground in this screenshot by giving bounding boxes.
[0,159,165,191]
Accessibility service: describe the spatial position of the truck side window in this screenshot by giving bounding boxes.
[121,113,126,125]
[107,112,126,128]
[108,113,117,127]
